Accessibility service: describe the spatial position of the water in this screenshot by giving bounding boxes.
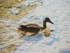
[0,0,70,53]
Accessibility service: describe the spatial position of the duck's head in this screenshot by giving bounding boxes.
[44,17,54,24]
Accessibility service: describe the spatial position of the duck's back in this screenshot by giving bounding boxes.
[25,24,42,29]
[18,24,42,32]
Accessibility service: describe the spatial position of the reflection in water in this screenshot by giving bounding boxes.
[5,44,16,52]
[43,29,54,37]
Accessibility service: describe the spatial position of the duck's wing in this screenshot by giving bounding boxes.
[25,24,43,28]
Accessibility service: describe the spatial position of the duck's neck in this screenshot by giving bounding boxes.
[42,20,47,30]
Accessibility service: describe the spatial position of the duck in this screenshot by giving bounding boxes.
[17,17,54,38]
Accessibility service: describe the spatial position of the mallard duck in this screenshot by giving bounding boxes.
[18,17,54,37]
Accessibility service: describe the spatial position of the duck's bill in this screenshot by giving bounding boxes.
[50,21,54,24]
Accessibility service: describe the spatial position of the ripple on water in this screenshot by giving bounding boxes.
[42,37,60,46]
[60,49,70,53]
